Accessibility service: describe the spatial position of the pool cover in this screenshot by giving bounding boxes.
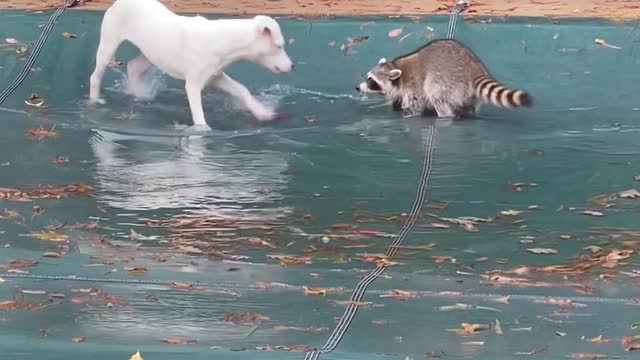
[1,9,640,360]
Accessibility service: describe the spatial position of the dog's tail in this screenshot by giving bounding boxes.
[472,74,533,108]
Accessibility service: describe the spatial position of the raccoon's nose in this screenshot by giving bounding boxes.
[355,85,360,91]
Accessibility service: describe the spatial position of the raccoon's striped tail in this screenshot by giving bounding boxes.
[473,75,533,108]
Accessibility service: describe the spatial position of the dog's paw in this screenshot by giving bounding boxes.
[89,97,106,105]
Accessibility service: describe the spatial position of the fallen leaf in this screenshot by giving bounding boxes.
[24,94,46,108]
[273,325,328,333]
[594,38,622,49]
[27,125,58,138]
[161,337,197,345]
[449,322,490,335]
[224,312,270,323]
[620,189,640,199]
[556,330,567,336]
[303,286,340,296]
[512,327,532,332]
[431,255,452,263]
[5,38,18,44]
[560,234,572,240]
[583,335,607,344]
[566,354,618,359]
[71,337,86,343]
[583,210,604,217]
[340,35,369,55]
[8,258,38,268]
[501,209,522,216]
[379,289,414,299]
[28,231,68,242]
[527,248,558,255]
[462,341,485,346]
[129,351,143,360]
[494,319,503,335]
[70,297,86,304]
[388,27,403,37]
[125,267,149,274]
[62,32,77,38]
[42,252,63,258]
[494,295,511,304]
[2,209,23,221]
[52,156,70,164]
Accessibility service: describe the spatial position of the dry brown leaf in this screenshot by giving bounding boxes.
[160,337,197,345]
[388,27,403,37]
[28,231,68,242]
[494,319,503,335]
[583,335,607,344]
[527,248,558,255]
[26,125,58,138]
[52,156,70,164]
[493,295,511,304]
[620,189,640,199]
[566,354,618,359]
[583,210,604,217]
[224,312,270,323]
[431,255,452,263]
[449,322,490,335]
[125,267,149,274]
[71,337,86,343]
[379,289,414,299]
[303,286,340,296]
[62,32,77,38]
[42,252,63,258]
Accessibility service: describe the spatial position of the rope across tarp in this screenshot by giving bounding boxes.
[0,0,79,105]
[303,3,469,359]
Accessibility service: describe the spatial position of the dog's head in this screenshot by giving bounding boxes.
[355,58,402,94]
[252,15,293,74]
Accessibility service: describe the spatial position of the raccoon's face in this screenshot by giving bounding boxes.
[355,58,403,94]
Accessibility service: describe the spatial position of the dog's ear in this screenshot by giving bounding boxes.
[260,24,272,37]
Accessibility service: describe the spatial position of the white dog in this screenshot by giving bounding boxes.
[89,0,293,128]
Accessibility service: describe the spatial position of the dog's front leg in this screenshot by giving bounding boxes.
[211,73,276,122]
[185,78,210,128]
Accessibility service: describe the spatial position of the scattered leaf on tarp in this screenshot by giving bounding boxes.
[583,210,604,217]
[5,38,18,45]
[161,337,197,345]
[62,32,77,39]
[514,347,549,356]
[493,295,511,304]
[560,234,572,240]
[567,354,620,359]
[129,351,143,360]
[273,325,328,333]
[8,258,38,268]
[556,331,567,336]
[620,189,640,199]
[71,337,86,343]
[70,297,86,304]
[28,231,68,242]
[27,125,58,138]
[462,341,485,346]
[0,300,17,309]
[224,312,270,323]
[388,27,403,37]
[2,209,23,220]
[379,289,414,299]
[126,267,149,274]
[24,94,46,108]
[42,252,63,258]
[527,248,558,255]
[501,209,522,216]
[52,156,70,164]
[512,327,532,332]
[494,319,503,335]
[303,286,340,296]
[431,255,452,263]
[594,38,622,49]
[448,323,490,335]
[340,36,369,55]
[583,335,608,344]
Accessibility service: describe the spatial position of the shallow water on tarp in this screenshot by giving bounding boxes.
[1,10,640,360]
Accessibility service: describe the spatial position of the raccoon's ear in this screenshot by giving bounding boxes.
[378,58,387,64]
[389,69,402,80]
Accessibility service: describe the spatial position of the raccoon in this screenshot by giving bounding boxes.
[355,39,533,118]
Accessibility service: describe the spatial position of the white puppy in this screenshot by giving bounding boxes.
[89,0,293,128]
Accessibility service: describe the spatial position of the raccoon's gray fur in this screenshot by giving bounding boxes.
[355,39,532,118]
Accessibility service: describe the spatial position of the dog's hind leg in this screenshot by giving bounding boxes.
[211,73,276,122]
[89,14,123,104]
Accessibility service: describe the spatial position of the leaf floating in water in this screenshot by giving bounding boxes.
[62,32,78,39]
[126,267,149,274]
[303,286,340,296]
[160,337,197,345]
[620,189,640,199]
[582,335,608,344]
[52,156,70,164]
[42,252,63,258]
[448,322,490,335]
[583,210,604,217]
[25,94,46,108]
[494,319,503,335]
[27,125,58,139]
[129,351,143,360]
[71,337,86,343]
[594,38,622,49]
[527,248,558,255]
[379,289,414,299]
[224,312,270,323]
[500,209,522,216]
[5,38,18,45]
[388,27,403,37]
[340,35,369,55]
[27,231,68,242]
[566,354,621,359]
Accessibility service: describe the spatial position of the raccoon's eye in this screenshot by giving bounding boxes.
[366,78,381,91]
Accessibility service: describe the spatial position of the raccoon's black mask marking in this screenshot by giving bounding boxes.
[366,78,381,91]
